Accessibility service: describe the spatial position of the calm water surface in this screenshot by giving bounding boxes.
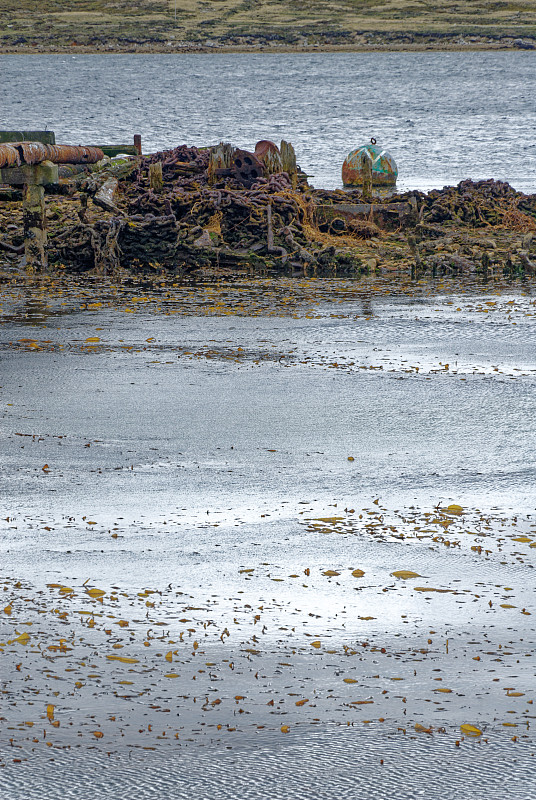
[1,52,535,191]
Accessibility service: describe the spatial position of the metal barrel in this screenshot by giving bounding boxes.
[342,141,398,187]
[254,140,279,159]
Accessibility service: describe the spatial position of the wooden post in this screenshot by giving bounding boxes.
[149,162,163,193]
[0,160,58,273]
[134,134,142,155]
[23,179,47,272]
[362,151,373,200]
[258,148,283,177]
[407,234,422,279]
[280,140,297,187]
[207,142,234,185]
[481,251,490,282]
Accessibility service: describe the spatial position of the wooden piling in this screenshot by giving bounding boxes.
[280,140,297,188]
[0,160,58,272]
[208,143,234,186]
[149,162,163,193]
[23,181,47,272]
[481,251,490,282]
[362,152,373,201]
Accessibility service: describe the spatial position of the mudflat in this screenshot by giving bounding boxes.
[1,275,535,797]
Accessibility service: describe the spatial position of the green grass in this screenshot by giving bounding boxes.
[1,0,536,48]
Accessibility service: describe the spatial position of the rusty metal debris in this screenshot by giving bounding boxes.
[45,145,104,164]
[0,143,21,168]
[232,149,264,187]
[3,134,536,281]
[0,142,104,167]
[205,141,293,188]
[13,141,49,165]
[254,140,279,160]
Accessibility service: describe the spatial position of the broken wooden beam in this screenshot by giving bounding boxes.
[0,160,59,187]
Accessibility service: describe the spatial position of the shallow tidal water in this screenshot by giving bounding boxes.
[1,51,536,192]
[1,276,536,797]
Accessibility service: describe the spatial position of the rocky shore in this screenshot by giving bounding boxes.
[2,33,536,55]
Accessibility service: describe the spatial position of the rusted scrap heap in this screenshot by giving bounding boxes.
[423,179,536,229]
[51,139,375,275]
[4,138,535,278]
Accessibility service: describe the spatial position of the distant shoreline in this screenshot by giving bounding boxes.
[1,40,535,56]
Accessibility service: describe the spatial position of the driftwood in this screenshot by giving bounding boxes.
[429,253,476,275]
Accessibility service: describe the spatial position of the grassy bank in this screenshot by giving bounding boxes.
[1,0,536,52]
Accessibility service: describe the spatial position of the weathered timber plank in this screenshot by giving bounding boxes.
[97,145,138,157]
[0,130,55,145]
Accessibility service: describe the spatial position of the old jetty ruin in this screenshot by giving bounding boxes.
[1,133,536,280]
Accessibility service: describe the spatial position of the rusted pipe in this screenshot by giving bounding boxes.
[2,142,104,166]
[0,143,21,168]
[44,145,104,164]
[13,141,49,164]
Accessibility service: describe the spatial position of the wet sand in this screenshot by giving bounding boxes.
[1,276,535,796]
